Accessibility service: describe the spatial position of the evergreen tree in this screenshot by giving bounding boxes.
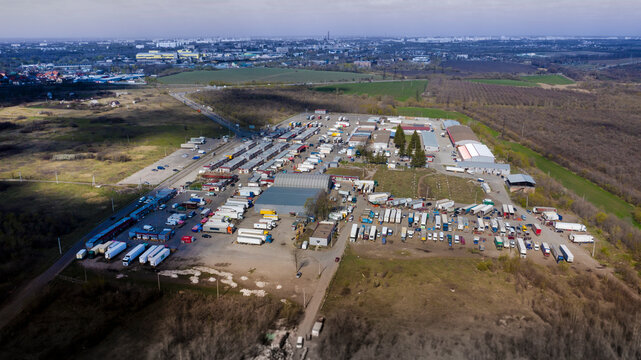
[412,146,427,168]
[394,125,405,150]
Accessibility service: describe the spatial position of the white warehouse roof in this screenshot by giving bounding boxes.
[458,143,494,163]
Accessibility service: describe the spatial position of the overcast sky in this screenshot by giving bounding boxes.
[3,0,641,39]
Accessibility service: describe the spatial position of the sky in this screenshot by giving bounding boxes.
[3,0,641,39]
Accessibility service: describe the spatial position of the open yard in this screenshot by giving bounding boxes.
[467,74,574,87]
[158,68,379,85]
[315,80,429,101]
[0,88,224,184]
[316,248,641,359]
[372,166,483,203]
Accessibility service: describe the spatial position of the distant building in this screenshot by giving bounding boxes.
[441,120,461,130]
[254,174,331,215]
[371,130,391,150]
[353,60,372,68]
[136,50,177,61]
[447,125,480,146]
[457,143,495,163]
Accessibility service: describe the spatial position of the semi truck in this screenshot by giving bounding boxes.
[149,248,170,267]
[105,241,127,260]
[554,222,587,232]
[144,245,164,264]
[369,226,377,241]
[551,245,564,263]
[421,212,428,228]
[253,222,272,230]
[384,208,391,223]
[569,234,594,243]
[238,228,269,236]
[408,213,414,226]
[541,242,551,256]
[517,238,527,258]
[123,244,147,266]
[560,244,574,263]
[435,215,441,230]
[389,209,396,224]
[401,227,407,240]
[395,210,402,224]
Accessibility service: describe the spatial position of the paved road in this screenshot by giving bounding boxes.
[0,139,240,330]
[170,91,255,138]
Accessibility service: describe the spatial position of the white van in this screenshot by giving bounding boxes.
[439,232,444,241]
[302,241,309,250]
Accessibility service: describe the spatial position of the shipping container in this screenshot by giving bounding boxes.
[149,248,170,267]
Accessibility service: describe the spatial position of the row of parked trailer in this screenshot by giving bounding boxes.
[76,242,172,267]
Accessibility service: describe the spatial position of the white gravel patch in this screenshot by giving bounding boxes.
[255,281,268,288]
[241,289,266,297]
[276,285,282,290]
[159,267,237,288]
[240,276,248,281]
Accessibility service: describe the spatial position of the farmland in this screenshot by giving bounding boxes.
[314,80,429,101]
[467,74,574,87]
[189,86,396,127]
[426,78,641,209]
[158,68,379,85]
[318,249,641,359]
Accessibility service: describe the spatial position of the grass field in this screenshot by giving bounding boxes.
[467,75,574,87]
[314,80,429,101]
[325,167,368,178]
[158,68,379,85]
[397,106,472,122]
[520,74,575,85]
[0,89,224,184]
[372,166,483,203]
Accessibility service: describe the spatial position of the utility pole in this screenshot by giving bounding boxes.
[56,172,59,184]
[217,278,219,299]
[592,238,596,258]
[157,272,161,291]
[526,195,529,209]
[92,174,95,187]
[303,288,306,308]
[19,172,22,182]
[111,197,115,212]
[57,237,62,255]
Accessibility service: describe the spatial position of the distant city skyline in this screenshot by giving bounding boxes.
[3,0,641,39]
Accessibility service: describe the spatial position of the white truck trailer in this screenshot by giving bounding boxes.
[139,245,159,264]
[517,237,527,258]
[384,208,391,223]
[237,236,264,245]
[350,224,359,242]
[569,234,594,243]
[555,222,587,232]
[560,244,574,263]
[421,212,428,228]
[238,228,268,236]
[105,241,127,260]
[389,209,396,224]
[435,215,441,230]
[149,248,170,267]
[145,246,165,264]
[395,210,402,224]
[123,244,147,266]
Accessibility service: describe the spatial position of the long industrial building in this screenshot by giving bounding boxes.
[447,125,480,146]
[254,174,331,215]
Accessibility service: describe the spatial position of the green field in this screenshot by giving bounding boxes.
[468,74,574,87]
[315,80,429,101]
[468,78,539,87]
[520,74,575,85]
[397,107,472,122]
[158,68,379,85]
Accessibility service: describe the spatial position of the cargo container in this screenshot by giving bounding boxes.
[421,212,428,228]
[350,224,359,242]
[532,223,542,236]
[560,244,574,263]
[312,319,324,337]
[395,210,402,224]
[149,248,170,267]
[389,209,396,224]
[122,244,146,266]
[238,228,269,236]
[105,242,127,260]
[533,206,557,214]
[383,208,391,223]
[145,245,164,264]
[517,238,527,258]
[76,249,87,260]
[569,234,594,243]
[237,236,264,245]
[138,245,159,264]
[554,222,586,232]
[551,245,564,263]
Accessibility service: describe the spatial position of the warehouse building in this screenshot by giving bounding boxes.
[420,131,439,153]
[371,130,391,150]
[455,161,511,176]
[506,174,536,193]
[457,143,495,163]
[309,222,336,247]
[447,125,480,146]
[254,174,331,215]
[442,120,461,130]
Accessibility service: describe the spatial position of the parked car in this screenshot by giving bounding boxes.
[202,234,211,238]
